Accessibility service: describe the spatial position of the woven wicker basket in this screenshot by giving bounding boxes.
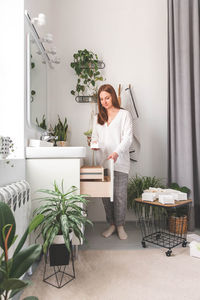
[169,215,187,234]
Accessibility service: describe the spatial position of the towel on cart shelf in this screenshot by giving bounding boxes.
[142,188,187,204]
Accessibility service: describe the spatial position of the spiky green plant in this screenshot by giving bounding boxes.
[53,116,68,141]
[33,181,93,254]
[127,175,165,213]
[36,115,47,130]
[0,202,43,300]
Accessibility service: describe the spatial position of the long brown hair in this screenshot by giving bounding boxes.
[97,84,120,125]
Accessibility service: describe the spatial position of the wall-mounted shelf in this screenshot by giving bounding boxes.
[75,96,97,103]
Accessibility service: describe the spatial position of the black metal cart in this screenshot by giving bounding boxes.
[135,198,192,256]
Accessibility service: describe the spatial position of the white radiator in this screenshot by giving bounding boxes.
[0,180,31,257]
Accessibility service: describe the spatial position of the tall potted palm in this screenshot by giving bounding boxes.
[33,181,92,266]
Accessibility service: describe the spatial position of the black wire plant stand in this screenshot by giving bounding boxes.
[43,242,75,288]
[135,198,192,256]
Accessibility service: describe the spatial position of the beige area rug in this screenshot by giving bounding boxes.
[21,247,200,300]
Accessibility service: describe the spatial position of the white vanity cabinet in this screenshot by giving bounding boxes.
[26,147,114,247]
[26,156,84,246]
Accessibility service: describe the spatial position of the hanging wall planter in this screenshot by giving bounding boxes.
[75,95,97,103]
[70,49,105,102]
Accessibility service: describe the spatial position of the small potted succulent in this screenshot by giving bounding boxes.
[84,129,93,146]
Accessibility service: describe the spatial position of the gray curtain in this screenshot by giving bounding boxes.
[168,0,200,229]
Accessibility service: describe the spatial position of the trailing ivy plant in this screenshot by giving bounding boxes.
[70,49,104,97]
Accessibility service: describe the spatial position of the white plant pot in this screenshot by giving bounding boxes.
[53,231,73,244]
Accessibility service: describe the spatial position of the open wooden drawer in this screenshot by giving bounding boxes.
[80,159,114,201]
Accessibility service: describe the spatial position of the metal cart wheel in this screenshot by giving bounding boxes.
[182,240,187,247]
[166,250,172,257]
[142,241,146,248]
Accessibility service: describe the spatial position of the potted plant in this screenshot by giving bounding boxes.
[53,116,68,146]
[84,129,92,146]
[33,181,92,266]
[127,175,165,216]
[0,201,44,300]
[168,183,191,234]
[70,49,104,101]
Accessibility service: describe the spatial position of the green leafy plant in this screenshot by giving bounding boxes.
[33,181,93,254]
[70,49,104,96]
[169,182,190,196]
[127,175,165,211]
[0,202,44,300]
[83,129,92,137]
[53,116,68,141]
[167,182,191,217]
[36,115,47,130]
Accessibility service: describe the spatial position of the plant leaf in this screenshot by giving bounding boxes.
[60,215,70,252]
[0,278,29,291]
[0,202,16,250]
[10,244,42,278]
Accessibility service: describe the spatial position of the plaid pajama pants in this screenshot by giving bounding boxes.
[102,171,128,226]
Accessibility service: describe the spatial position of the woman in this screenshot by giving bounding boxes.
[91,84,133,240]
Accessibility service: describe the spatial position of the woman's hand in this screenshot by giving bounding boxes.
[107,152,119,163]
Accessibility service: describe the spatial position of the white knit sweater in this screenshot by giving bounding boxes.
[91,109,133,174]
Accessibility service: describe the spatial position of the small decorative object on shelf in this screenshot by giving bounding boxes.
[70,49,105,102]
[0,136,14,159]
[84,129,92,146]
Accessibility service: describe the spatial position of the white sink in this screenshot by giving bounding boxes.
[26,146,86,158]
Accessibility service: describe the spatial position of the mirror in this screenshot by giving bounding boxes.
[25,11,49,131]
[27,32,47,129]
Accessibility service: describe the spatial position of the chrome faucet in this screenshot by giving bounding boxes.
[40,130,58,143]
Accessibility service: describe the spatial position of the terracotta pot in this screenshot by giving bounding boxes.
[56,141,68,147]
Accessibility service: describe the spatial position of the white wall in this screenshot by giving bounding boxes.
[0,0,25,186]
[49,0,168,221]
[22,0,167,221]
